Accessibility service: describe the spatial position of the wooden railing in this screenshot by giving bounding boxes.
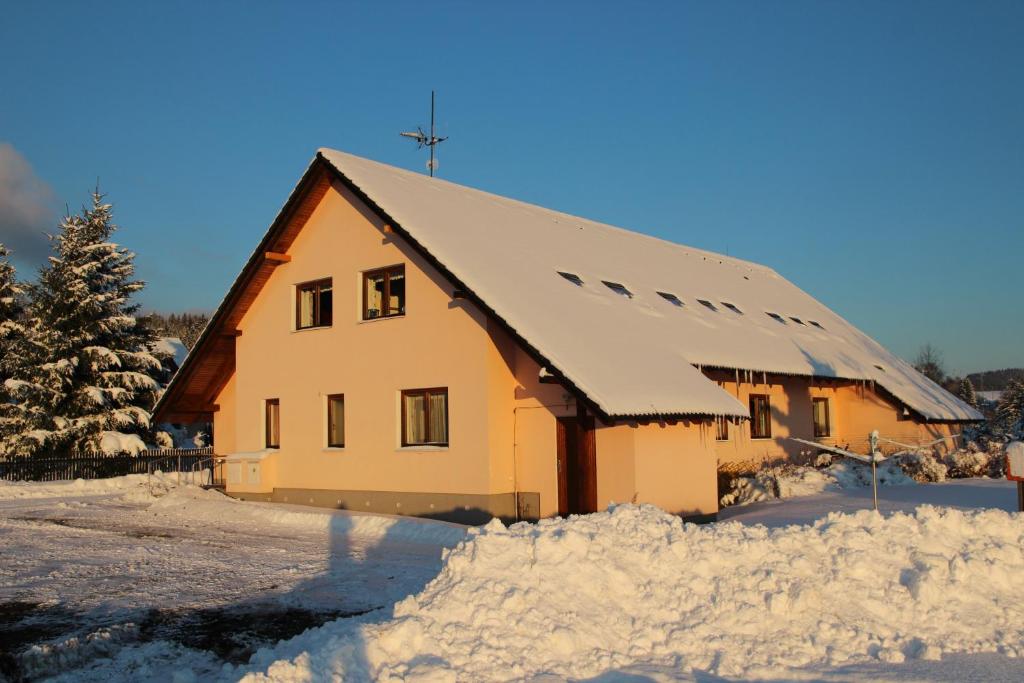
[0,447,215,482]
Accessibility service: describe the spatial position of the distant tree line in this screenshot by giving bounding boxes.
[147,312,210,350]
[913,343,1024,439]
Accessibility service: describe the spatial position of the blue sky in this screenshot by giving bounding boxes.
[1,1,1021,375]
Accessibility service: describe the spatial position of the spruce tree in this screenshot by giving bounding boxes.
[23,192,162,454]
[0,244,32,454]
[956,377,978,408]
[996,380,1024,436]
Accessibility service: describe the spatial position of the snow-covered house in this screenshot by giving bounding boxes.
[154,150,982,523]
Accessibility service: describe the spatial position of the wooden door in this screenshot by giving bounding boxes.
[556,415,597,516]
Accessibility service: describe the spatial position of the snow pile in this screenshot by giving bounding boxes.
[721,459,914,507]
[243,504,1024,681]
[0,472,176,499]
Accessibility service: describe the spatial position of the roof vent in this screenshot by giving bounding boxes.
[766,312,786,324]
[722,302,743,315]
[790,317,806,325]
[809,320,825,330]
[657,291,684,307]
[602,281,633,298]
[557,271,583,286]
[697,299,718,312]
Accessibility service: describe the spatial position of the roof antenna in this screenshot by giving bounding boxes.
[400,90,448,177]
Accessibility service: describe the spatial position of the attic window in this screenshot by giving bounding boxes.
[766,312,786,324]
[657,291,684,307]
[697,299,718,312]
[558,271,583,286]
[790,317,806,325]
[602,281,633,298]
[722,302,743,315]
[809,320,826,330]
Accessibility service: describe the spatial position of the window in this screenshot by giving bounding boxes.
[722,302,743,315]
[790,317,806,326]
[749,394,771,439]
[363,265,405,320]
[766,312,786,324]
[265,398,280,449]
[657,291,684,306]
[697,299,718,312]
[812,398,831,437]
[715,416,730,441]
[602,281,633,298]
[401,388,448,447]
[809,320,826,330]
[327,394,345,448]
[296,279,332,329]
[558,271,584,286]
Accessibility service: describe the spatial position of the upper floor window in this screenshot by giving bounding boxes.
[364,265,405,320]
[812,397,831,437]
[296,278,332,329]
[749,394,771,439]
[327,394,345,448]
[265,398,280,449]
[402,387,448,447]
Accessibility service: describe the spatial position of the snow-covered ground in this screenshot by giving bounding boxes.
[0,475,464,681]
[2,475,1022,682]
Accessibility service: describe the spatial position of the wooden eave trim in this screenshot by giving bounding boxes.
[265,251,291,264]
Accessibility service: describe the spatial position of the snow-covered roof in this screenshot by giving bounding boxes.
[317,148,981,422]
[151,337,189,369]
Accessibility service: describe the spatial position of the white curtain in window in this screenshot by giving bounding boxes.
[299,288,315,327]
[366,274,384,318]
[388,271,405,314]
[405,393,426,444]
[429,392,447,443]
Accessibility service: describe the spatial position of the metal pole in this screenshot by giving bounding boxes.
[871,457,879,512]
[429,90,436,177]
[177,454,181,487]
[1018,481,1023,513]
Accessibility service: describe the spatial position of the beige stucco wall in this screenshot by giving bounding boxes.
[218,179,499,501]
[710,371,962,468]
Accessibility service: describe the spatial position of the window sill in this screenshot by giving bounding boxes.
[293,325,332,333]
[750,437,773,441]
[396,445,449,452]
[359,315,405,325]
[323,447,345,452]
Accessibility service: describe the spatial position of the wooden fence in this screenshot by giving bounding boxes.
[0,447,215,482]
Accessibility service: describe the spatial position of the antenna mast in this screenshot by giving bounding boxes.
[400,90,448,177]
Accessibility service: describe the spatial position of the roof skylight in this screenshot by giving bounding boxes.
[766,312,786,324]
[557,271,583,286]
[722,302,743,315]
[657,291,684,307]
[602,281,633,298]
[697,299,718,312]
[790,317,806,325]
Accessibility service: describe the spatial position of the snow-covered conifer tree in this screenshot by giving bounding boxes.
[996,380,1024,437]
[0,244,33,454]
[956,377,978,408]
[22,192,162,454]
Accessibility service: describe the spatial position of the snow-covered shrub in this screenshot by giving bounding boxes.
[98,431,147,455]
[153,430,174,449]
[894,450,948,483]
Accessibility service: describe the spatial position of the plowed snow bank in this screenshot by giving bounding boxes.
[245,504,1024,681]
